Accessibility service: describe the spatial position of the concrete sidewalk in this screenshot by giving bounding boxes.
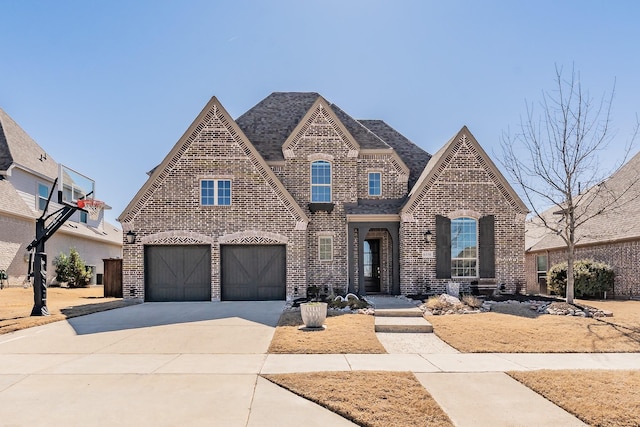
[0,302,637,426]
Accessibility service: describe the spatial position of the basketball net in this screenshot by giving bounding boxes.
[77,199,105,221]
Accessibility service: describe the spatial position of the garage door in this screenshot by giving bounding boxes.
[145,245,211,302]
[221,245,286,301]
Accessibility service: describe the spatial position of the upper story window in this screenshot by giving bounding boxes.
[451,217,477,278]
[80,210,88,223]
[37,183,49,211]
[201,179,232,206]
[311,160,331,202]
[368,172,381,196]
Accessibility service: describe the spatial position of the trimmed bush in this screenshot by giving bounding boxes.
[53,248,92,288]
[547,259,614,298]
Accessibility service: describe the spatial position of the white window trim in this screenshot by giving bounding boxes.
[318,236,333,261]
[37,182,50,211]
[310,160,332,202]
[451,216,479,279]
[200,179,232,206]
[367,171,382,196]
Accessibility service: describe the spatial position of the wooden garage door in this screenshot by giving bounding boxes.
[145,245,211,302]
[221,245,286,301]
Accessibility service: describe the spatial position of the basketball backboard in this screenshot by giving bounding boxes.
[57,164,95,205]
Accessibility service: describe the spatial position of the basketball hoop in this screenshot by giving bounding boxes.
[77,199,105,221]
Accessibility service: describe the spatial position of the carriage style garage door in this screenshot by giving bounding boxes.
[221,245,286,301]
[145,245,211,302]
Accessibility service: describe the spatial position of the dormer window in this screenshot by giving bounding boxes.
[311,160,331,202]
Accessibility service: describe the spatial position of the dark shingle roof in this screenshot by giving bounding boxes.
[328,104,390,149]
[235,92,321,161]
[344,198,406,215]
[0,107,58,178]
[359,120,431,190]
[234,93,432,191]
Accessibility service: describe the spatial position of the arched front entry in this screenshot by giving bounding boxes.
[347,221,400,296]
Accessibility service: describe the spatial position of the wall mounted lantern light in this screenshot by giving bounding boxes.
[125,231,136,244]
[424,230,433,244]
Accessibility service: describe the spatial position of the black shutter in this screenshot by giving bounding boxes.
[479,215,495,278]
[436,215,451,279]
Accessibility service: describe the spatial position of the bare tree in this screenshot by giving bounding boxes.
[501,66,639,304]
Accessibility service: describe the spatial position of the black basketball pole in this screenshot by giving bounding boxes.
[27,180,81,316]
[30,218,48,316]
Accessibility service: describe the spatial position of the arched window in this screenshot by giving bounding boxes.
[311,160,331,202]
[451,217,477,278]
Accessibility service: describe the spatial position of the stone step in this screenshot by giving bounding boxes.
[374,307,424,317]
[374,316,433,333]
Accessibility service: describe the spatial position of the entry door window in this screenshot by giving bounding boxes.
[364,240,380,278]
[364,239,381,293]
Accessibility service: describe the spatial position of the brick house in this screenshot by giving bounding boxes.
[0,107,122,286]
[525,151,640,299]
[119,93,527,301]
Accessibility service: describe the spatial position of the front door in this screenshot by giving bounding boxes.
[364,239,381,293]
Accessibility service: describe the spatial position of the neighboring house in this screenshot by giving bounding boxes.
[0,108,122,286]
[525,151,640,299]
[119,93,527,302]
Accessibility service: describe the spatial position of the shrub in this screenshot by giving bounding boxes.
[462,295,482,309]
[547,259,614,298]
[425,296,449,311]
[53,248,92,288]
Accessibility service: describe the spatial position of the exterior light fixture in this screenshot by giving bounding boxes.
[125,231,136,244]
[424,230,433,243]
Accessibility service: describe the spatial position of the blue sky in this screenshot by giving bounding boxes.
[2,1,639,225]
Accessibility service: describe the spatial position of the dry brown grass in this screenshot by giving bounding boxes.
[268,310,386,354]
[264,371,453,427]
[0,286,128,334]
[509,370,640,427]
[429,299,640,352]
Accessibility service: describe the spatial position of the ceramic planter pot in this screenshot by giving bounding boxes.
[300,302,328,328]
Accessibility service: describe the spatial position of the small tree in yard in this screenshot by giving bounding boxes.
[501,65,639,304]
[53,248,92,288]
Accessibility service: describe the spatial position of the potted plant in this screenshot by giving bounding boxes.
[300,301,328,328]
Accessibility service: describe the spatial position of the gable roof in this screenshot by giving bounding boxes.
[118,97,309,226]
[0,108,58,179]
[0,178,35,219]
[359,119,431,189]
[526,150,640,251]
[402,126,528,216]
[235,93,423,177]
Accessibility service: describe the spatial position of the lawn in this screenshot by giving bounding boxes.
[268,310,386,354]
[509,370,640,427]
[0,286,129,334]
[264,371,453,427]
[429,299,640,352]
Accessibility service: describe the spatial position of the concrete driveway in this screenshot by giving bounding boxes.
[0,302,356,427]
